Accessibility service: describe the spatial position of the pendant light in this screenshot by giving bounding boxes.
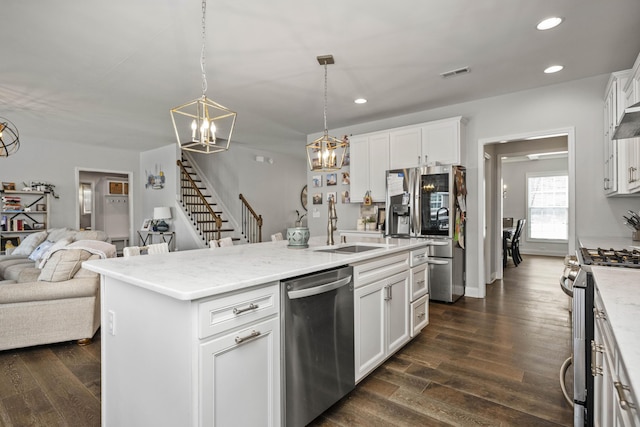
[306,55,349,172]
[0,117,20,157]
[170,0,237,154]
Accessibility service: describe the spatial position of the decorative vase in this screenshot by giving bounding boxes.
[286,227,310,249]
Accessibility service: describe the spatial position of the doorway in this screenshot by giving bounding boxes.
[75,168,134,252]
[478,128,576,296]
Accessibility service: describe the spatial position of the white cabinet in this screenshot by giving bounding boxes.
[421,116,464,166]
[349,133,389,203]
[350,118,465,200]
[100,278,281,427]
[389,127,421,169]
[605,51,640,196]
[354,270,409,382]
[200,316,280,427]
[353,252,410,382]
[593,289,640,427]
[624,54,640,193]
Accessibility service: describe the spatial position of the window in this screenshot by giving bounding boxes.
[527,172,568,241]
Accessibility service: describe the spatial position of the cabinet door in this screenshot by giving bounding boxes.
[354,280,386,382]
[349,135,370,203]
[422,119,460,165]
[389,127,421,169]
[386,271,410,355]
[369,133,390,202]
[200,317,280,427]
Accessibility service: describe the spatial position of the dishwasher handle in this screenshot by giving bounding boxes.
[287,275,352,300]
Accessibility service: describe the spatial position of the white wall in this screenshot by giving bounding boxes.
[0,138,139,231]
[308,73,640,298]
[191,144,307,242]
[502,157,569,256]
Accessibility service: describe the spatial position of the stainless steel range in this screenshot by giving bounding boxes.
[561,245,640,426]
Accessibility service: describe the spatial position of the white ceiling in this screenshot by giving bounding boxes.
[2,0,640,154]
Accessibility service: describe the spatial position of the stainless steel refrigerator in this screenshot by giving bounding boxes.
[385,165,466,302]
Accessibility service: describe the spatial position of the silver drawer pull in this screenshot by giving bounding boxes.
[235,330,261,344]
[614,382,636,410]
[417,312,426,319]
[417,280,425,286]
[233,303,259,315]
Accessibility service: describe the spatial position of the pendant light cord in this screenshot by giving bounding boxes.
[323,62,329,136]
[200,0,208,98]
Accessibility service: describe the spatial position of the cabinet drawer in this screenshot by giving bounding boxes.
[198,283,279,339]
[410,294,429,337]
[352,252,410,288]
[410,264,428,301]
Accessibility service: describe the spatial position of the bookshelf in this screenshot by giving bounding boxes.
[1,190,50,253]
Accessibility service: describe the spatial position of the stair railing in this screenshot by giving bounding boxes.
[239,194,263,243]
[177,160,223,242]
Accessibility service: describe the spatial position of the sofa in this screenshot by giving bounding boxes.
[0,228,115,351]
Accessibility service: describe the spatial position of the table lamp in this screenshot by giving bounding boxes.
[153,207,172,232]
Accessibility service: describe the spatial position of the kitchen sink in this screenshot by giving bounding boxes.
[314,244,386,254]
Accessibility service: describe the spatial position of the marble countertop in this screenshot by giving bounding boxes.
[83,236,431,301]
[591,266,640,401]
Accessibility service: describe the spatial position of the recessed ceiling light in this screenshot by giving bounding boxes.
[537,17,563,30]
[544,65,564,74]
[354,98,367,104]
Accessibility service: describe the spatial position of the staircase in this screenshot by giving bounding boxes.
[177,157,236,245]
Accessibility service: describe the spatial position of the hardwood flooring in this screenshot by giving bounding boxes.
[311,255,574,426]
[0,255,573,426]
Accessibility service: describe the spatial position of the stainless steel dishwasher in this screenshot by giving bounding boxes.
[282,265,355,427]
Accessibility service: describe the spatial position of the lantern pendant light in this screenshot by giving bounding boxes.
[170,0,237,154]
[306,55,348,172]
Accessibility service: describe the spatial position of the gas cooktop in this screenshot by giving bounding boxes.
[580,247,640,268]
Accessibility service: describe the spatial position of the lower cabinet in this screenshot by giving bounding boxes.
[354,270,410,382]
[200,316,280,426]
[593,289,639,426]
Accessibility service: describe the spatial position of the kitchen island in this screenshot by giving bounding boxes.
[83,236,431,427]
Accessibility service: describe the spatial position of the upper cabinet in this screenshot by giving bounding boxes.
[421,117,465,166]
[351,116,465,202]
[350,133,390,203]
[605,51,640,196]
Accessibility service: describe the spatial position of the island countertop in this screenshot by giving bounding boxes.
[82,236,433,301]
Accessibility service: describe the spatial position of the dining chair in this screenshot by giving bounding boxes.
[271,232,283,242]
[123,242,169,256]
[506,219,526,266]
[218,237,233,247]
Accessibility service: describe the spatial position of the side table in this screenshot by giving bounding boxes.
[137,231,175,251]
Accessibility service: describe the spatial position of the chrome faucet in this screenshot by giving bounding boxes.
[327,194,338,245]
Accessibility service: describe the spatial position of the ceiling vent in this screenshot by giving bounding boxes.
[440,66,470,78]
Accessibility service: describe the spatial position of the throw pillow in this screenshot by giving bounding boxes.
[11,231,48,256]
[46,228,75,243]
[28,240,55,261]
[38,249,92,282]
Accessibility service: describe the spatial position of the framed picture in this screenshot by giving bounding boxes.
[33,223,45,230]
[36,204,47,212]
[141,218,152,231]
[326,192,337,203]
[312,175,323,188]
[341,190,350,203]
[312,193,323,205]
[341,172,350,185]
[2,182,16,191]
[326,173,337,186]
[1,236,20,252]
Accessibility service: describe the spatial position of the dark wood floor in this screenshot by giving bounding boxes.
[311,255,574,426]
[0,255,573,426]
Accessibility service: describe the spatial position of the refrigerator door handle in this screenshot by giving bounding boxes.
[411,169,420,236]
[426,259,449,265]
[427,241,449,246]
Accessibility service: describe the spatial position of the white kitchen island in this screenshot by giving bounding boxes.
[83,236,430,427]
